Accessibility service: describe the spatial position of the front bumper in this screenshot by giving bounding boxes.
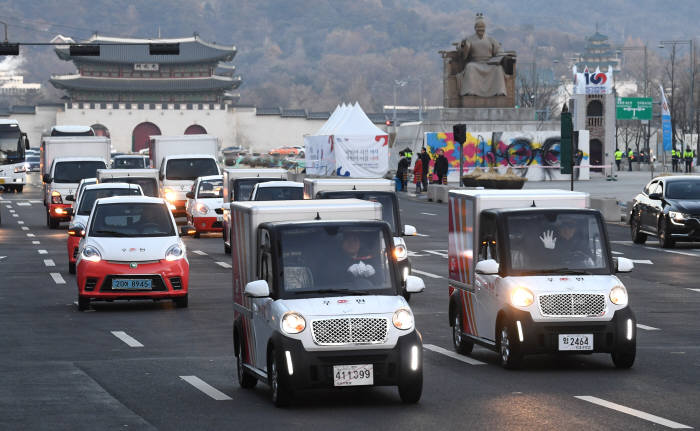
[48,203,72,221]
[501,305,636,355]
[189,216,223,233]
[271,329,422,389]
[669,218,700,241]
[77,259,189,300]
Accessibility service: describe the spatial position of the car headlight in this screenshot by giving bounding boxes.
[82,245,102,262]
[510,287,534,307]
[51,190,62,204]
[14,165,26,173]
[392,308,414,330]
[669,211,689,223]
[165,243,185,261]
[393,244,408,261]
[610,285,628,306]
[164,188,177,202]
[194,202,210,215]
[281,312,306,334]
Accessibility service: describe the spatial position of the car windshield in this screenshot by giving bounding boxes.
[0,126,21,165]
[54,161,106,183]
[101,177,158,197]
[113,157,146,169]
[198,179,223,198]
[89,203,174,237]
[505,212,610,275]
[278,225,395,298]
[665,180,700,200]
[78,187,142,215]
[166,158,218,180]
[254,186,303,201]
[321,192,397,233]
[234,178,278,201]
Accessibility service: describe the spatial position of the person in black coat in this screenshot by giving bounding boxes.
[396,151,411,191]
[419,147,430,191]
[434,149,449,185]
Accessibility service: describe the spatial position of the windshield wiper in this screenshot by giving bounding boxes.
[93,230,130,237]
[529,268,593,275]
[294,288,373,296]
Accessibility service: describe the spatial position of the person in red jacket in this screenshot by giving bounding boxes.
[413,158,423,193]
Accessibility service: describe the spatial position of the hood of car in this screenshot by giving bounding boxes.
[278,295,408,318]
[666,199,700,215]
[85,236,180,262]
[502,275,621,295]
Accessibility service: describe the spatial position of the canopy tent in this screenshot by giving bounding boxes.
[305,103,389,177]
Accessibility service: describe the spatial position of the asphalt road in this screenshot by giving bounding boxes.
[1,179,698,430]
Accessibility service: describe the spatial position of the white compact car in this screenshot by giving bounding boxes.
[185,175,224,237]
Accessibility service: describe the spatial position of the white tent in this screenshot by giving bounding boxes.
[305,103,389,177]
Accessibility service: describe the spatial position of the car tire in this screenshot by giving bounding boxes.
[78,296,90,311]
[16,185,23,193]
[453,313,474,355]
[398,368,423,404]
[658,219,675,248]
[236,340,258,389]
[48,215,59,229]
[174,295,188,308]
[193,232,201,239]
[68,262,76,274]
[498,320,523,369]
[611,344,636,369]
[630,214,647,244]
[269,348,292,407]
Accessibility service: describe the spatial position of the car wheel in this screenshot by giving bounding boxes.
[269,348,292,407]
[174,295,188,308]
[193,232,201,239]
[630,214,647,244]
[68,262,76,274]
[48,215,59,229]
[658,219,675,248]
[498,321,523,369]
[611,344,636,369]
[236,340,257,389]
[78,296,90,311]
[453,313,474,355]
[16,185,23,193]
[398,366,423,404]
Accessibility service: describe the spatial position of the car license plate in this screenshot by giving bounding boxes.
[333,364,373,387]
[558,334,593,351]
[111,279,152,290]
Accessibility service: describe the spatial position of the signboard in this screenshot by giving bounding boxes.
[616,97,653,120]
[134,63,159,71]
[573,66,614,95]
[659,84,672,151]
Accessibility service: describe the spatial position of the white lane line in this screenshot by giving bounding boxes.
[414,233,430,237]
[636,324,660,331]
[43,259,55,267]
[110,331,144,348]
[423,344,486,365]
[630,259,653,265]
[216,261,232,269]
[192,250,207,256]
[26,233,35,237]
[21,226,29,231]
[0,256,6,261]
[12,213,18,217]
[32,240,40,245]
[574,396,691,429]
[9,209,15,213]
[688,288,700,293]
[179,376,232,401]
[412,269,444,279]
[611,251,623,255]
[16,202,30,206]
[423,250,448,258]
[38,249,48,255]
[17,220,24,224]
[420,212,437,216]
[50,273,65,284]
[29,200,42,203]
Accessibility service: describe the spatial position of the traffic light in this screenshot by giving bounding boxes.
[385,120,393,127]
[453,123,466,144]
[0,43,19,56]
[149,43,180,55]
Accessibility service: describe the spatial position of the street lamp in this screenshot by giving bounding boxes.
[659,39,696,147]
[617,44,651,162]
[392,80,407,132]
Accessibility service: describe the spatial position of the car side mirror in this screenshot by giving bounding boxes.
[22,133,30,149]
[615,257,634,273]
[67,227,85,237]
[475,259,499,275]
[648,192,662,200]
[186,191,194,199]
[219,188,224,198]
[403,224,417,236]
[179,226,196,236]
[65,194,75,202]
[405,275,425,293]
[43,174,51,183]
[244,280,270,298]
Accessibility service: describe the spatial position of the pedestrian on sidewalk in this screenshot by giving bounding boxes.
[684,146,694,173]
[396,151,411,191]
[614,148,622,171]
[419,147,430,192]
[627,148,633,171]
[413,157,423,193]
[435,149,449,185]
[672,147,680,172]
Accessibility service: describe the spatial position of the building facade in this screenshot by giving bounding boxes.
[575,31,621,72]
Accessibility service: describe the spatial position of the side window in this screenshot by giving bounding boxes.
[478,215,499,262]
[258,230,274,293]
[643,181,652,195]
[650,182,662,196]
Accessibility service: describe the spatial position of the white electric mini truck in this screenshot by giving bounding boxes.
[447,189,637,369]
[231,199,425,406]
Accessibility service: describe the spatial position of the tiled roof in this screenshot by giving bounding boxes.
[281,109,307,118]
[307,111,330,120]
[50,75,241,92]
[256,107,282,116]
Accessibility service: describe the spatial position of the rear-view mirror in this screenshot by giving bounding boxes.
[67,227,84,237]
[403,224,417,236]
[405,275,425,293]
[615,257,634,273]
[648,192,662,200]
[22,133,29,149]
[475,259,499,275]
[180,226,196,236]
[245,280,270,298]
[42,174,51,183]
[218,188,224,198]
[65,194,75,202]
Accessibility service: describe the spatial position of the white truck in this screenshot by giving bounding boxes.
[0,119,30,193]
[149,135,220,216]
[97,168,160,197]
[447,189,637,369]
[221,168,288,254]
[41,136,110,228]
[304,178,417,294]
[230,199,425,406]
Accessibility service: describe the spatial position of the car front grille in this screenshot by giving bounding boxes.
[311,317,388,345]
[538,293,606,317]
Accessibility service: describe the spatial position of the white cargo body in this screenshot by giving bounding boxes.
[148,135,219,171]
[40,136,110,178]
[303,178,393,199]
[96,168,160,197]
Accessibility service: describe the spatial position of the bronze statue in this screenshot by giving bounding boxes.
[457,14,511,97]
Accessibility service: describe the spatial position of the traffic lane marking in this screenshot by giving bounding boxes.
[612,251,623,255]
[38,249,48,254]
[32,241,40,245]
[50,273,65,284]
[412,269,444,279]
[423,250,448,258]
[17,220,24,224]
[110,331,144,348]
[611,241,700,258]
[630,259,653,264]
[44,259,55,267]
[414,233,430,237]
[179,376,232,400]
[26,233,35,237]
[16,202,30,206]
[12,213,18,217]
[192,250,207,256]
[215,261,231,268]
[423,344,486,365]
[636,324,660,331]
[574,396,692,429]
[688,288,700,293]
[21,226,29,231]
[420,212,437,216]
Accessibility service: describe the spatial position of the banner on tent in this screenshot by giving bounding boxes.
[334,135,389,177]
[304,135,335,176]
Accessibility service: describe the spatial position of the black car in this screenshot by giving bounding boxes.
[630,176,700,248]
